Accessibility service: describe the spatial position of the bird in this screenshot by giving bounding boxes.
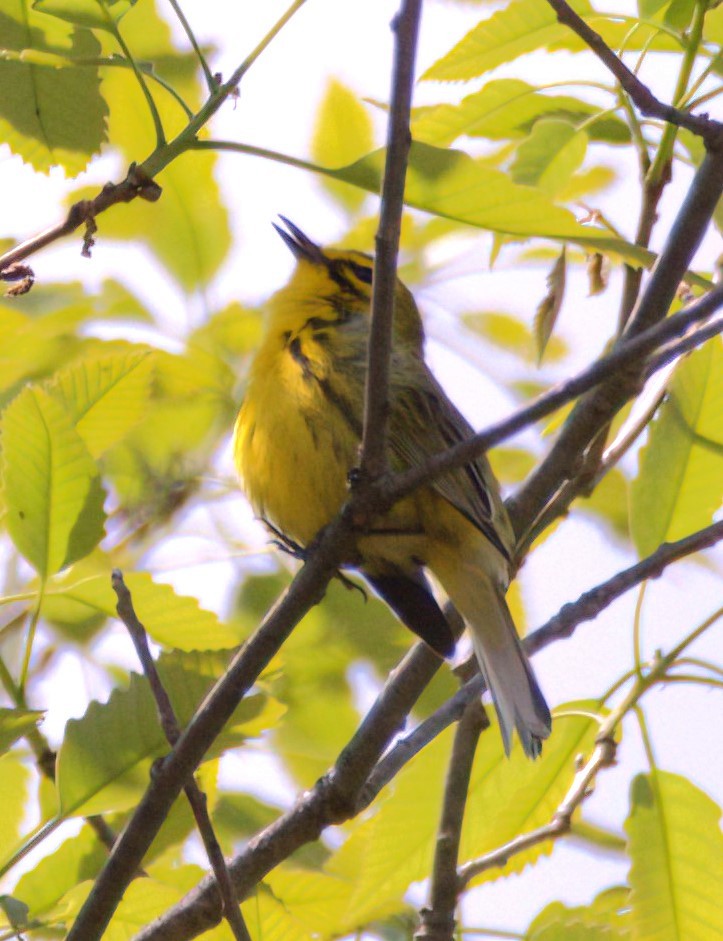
[233,218,551,758]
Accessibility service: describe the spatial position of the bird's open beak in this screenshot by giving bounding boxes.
[273,216,325,264]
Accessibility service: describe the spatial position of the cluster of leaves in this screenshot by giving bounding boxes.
[0,1,722,940]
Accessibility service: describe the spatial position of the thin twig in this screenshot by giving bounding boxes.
[0,0,308,277]
[545,0,723,145]
[111,572,252,941]
[166,0,215,91]
[359,0,422,479]
[457,737,617,887]
[415,700,487,941]
[362,519,723,805]
[0,164,161,275]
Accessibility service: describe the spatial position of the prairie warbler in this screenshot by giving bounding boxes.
[234,219,551,757]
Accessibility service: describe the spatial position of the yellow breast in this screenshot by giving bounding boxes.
[234,326,360,547]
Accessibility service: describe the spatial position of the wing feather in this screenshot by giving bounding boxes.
[388,358,514,561]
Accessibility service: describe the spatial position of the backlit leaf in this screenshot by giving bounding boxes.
[56,650,284,817]
[630,340,723,557]
[0,2,106,173]
[13,826,107,918]
[1,386,106,576]
[0,708,44,754]
[50,570,242,651]
[313,79,374,212]
[413,79,629,147]
[0,754,30,864]
[51,348,155,457]
[511,120,588,195]
[33,0,137,30]
[423,0,594,81]
[626,772,723,940]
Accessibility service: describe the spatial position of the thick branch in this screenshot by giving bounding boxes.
[133,642,444,941]
[66,516,358,941]
[360,0,422,478]
[112,572,252,941]
[131,520,722,941]
[546,0,723,145]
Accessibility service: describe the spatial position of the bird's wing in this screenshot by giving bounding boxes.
[388,358,514,562]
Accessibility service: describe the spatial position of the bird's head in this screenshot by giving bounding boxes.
[272,217,424,348]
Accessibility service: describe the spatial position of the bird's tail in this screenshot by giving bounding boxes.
[431,553,551,758]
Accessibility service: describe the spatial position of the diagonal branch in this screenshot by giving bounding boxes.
[510,148,723,537]
[362,518,723,805]
[129,521,723,941]
[132,641,445,941]
[545,0,723,145]
[380,286,723,525]
[112,571,252,941]
[360,0,422,479]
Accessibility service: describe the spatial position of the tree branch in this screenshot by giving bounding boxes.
[415,700,487,941]
[132,641,445,941]
[130,519,722,941]
[381,285,723,527]
[360,0,422,479]
[508,147,723,537]
[65,516,358,941]
[361,519,723,804]
[112,572,252,941]
[0,1,307,277]
[457,737,617,887]
[545,0,723,145]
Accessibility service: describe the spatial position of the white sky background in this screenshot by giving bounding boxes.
[1,0,722,935]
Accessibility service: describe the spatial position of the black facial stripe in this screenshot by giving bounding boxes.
[325,260,368,301]
[287,336,314,381]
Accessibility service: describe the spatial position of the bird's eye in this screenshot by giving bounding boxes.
[349,261,373,284]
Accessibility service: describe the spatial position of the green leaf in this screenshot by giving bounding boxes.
[48,570,243,651]
[462,310,567,363]
[423,0,594,81]
[459,701,604,884]
[527,886,631,938]
[33,0,137,30]
[76,7,230,289]
[0,708,44,754]
[56,650,284,817]
[0,754,30,864]
[0,2,107,174]
[630,341,723,557]
[534,246,567,364]
[50,348,155,458]
[263,868,357,938]
[1,386,106,577]
[312,79,374,212]
[0,895,29,932]
[626,772,723,940]
[327,702,603,925]
[13,826,107,918]
[511,120,588,195]
[412,79,629,147]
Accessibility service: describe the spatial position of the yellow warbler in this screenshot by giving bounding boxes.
[234,219,551,757]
